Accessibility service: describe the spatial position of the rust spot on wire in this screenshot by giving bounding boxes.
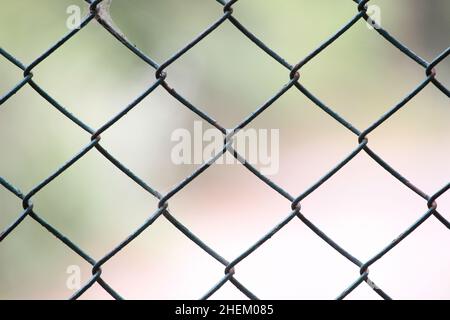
[0,0,449,300]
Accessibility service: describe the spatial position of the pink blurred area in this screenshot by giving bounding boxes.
[0,0,449,299]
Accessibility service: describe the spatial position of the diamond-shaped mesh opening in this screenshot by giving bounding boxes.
[0,0,448,300]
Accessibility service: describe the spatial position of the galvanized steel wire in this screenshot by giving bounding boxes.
[1,0,449,300]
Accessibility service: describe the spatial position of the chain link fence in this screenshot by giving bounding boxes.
[1,0,449,300]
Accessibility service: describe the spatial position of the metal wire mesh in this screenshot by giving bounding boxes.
[1,0,449,300]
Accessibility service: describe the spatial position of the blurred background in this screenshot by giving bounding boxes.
[0,0,449,299]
